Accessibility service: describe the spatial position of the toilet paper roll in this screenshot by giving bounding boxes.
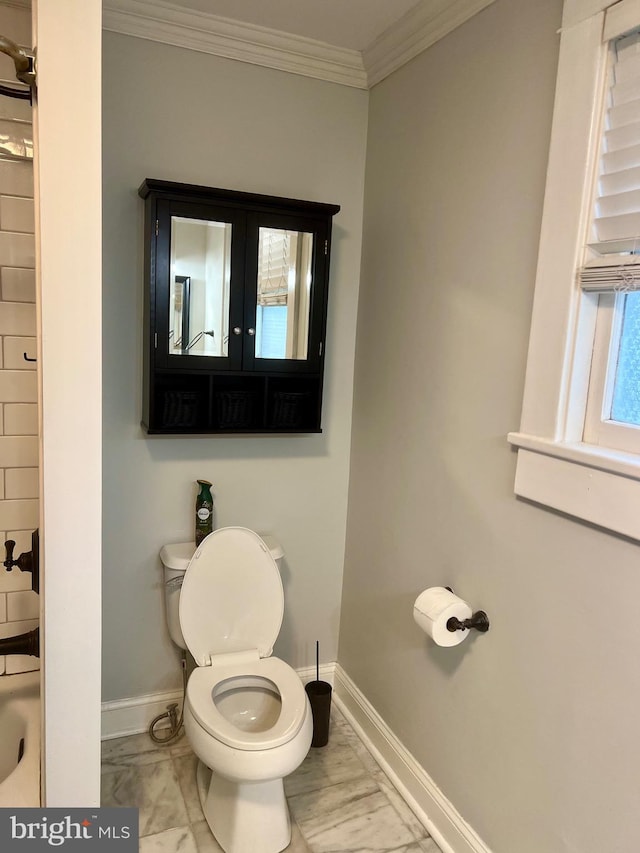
[413,587,473,647]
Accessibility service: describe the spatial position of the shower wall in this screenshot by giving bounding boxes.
[0,3,37,677]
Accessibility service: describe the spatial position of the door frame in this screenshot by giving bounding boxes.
[33,0,102,806]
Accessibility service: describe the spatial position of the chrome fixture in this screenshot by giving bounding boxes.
[185,330,214,352]
[148,651,187,745]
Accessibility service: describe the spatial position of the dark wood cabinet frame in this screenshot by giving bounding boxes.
[139,179,340,434]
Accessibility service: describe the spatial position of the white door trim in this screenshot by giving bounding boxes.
[34,0,103,807]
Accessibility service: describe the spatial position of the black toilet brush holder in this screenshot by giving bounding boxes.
[304,641,332,748]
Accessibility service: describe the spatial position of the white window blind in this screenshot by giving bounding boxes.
[592,30,640,251]
[582,23,640,289]
[580,253,640,289]
[257,228,295,306]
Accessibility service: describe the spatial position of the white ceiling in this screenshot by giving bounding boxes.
[163,0,424,52]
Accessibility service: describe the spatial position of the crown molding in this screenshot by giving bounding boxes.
[103,0,498,91]
[102,0,368,90]
[363,0,498,87]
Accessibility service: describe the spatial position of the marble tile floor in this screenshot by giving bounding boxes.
[101,706,443,853]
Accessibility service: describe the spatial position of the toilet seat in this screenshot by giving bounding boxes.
[179,527,284,666]
[187,655,308,751]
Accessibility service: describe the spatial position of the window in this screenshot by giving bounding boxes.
[509,0,640,541]
[610,292,640,422]
[584,291,640,454]
[582,24,640,455]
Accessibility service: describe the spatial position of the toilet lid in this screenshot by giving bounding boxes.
[179,527,284,666]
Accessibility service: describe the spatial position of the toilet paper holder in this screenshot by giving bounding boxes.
[446,610,490,633]
[444,588,490,634]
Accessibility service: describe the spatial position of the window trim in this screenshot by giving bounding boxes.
[509,0,640,541]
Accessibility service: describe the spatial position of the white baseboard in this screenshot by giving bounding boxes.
[101,661,490,853]
[101,688,184,741]
[101,662,337,741]
[295,662,336,687]
[333,664,492,853]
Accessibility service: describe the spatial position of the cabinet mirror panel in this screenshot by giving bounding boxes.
[256,227,313,360]
[169,216,232,357]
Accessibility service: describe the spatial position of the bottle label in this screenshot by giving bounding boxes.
[197,508,211,521]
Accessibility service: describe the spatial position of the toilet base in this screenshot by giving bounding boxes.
[196,760,292,853]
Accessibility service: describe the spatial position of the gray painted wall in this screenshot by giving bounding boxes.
[339,2,640,852]
[102,5,640,850]
[102,33,368,700]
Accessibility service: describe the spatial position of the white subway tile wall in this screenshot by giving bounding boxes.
[5,466,37,498]
[0,25,38,677]
[2,267,35,302]
[4,403,37,434]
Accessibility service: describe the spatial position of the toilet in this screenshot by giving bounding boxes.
[159,527,312,853]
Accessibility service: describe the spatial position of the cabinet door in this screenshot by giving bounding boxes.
[242,212,330,373]
[154,200,247,371]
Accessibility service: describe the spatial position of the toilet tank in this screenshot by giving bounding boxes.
[159,534,284,650]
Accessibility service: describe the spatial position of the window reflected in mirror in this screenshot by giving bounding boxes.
[169,216,232,357]
[256,227,313,360]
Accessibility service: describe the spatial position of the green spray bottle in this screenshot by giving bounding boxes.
[195,480,214,546]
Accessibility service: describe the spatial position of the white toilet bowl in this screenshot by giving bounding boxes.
[161,527,312,853]
[185,657,313,853]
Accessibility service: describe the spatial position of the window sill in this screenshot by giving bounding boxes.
[507,432,640,540]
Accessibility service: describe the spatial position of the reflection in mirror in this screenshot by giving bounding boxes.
[169,216,232,357]
[256,227,313,360]
[171,276,191,354]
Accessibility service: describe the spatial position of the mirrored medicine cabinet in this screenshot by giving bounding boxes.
[139,179,340,434]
